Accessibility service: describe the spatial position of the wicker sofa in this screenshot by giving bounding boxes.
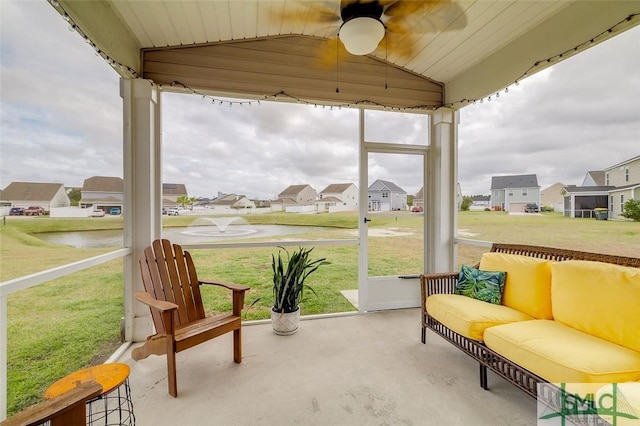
[420,243,640,398]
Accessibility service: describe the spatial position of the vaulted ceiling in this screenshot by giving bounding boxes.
[54,1,639,110]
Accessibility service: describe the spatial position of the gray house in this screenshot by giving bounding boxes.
[368,179,407,211]
[490,174,541,212]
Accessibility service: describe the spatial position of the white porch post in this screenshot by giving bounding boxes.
[121,78,162,342]
[426,107,458,273]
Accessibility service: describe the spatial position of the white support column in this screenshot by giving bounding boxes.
[426,107,458,273]
[121,78,162,342]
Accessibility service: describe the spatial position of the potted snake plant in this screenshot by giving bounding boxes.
[269,246,328,335]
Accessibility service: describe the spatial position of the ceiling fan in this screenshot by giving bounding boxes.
[281,0,467,60]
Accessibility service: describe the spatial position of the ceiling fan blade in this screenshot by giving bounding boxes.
[276,1,341,25]
[379,21,418,59]
[384,0,467,33]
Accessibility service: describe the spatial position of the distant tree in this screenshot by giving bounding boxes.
[176,195,198,209]
[68,188,82,206]
[188,196,198,210]
[176,195,189,208]
[621,199,640,222]
[460,196,473,211]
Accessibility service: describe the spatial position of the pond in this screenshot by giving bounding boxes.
[37,220,329,248]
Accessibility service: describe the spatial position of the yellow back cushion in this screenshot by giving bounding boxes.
[551,260,640,353]
[479,252,553,319]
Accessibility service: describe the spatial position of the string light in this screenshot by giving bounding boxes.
[163,80,440,111]
[49,0,138,78]
[444,12,639,109]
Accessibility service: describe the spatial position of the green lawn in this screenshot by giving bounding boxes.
[1,211,638,415]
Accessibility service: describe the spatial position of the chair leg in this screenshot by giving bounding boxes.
[479,364,488,390]
[233,328,242,363]
[421,326,426,344]
[164,333,178,397]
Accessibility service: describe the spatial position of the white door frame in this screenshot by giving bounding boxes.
[357,108,430,312]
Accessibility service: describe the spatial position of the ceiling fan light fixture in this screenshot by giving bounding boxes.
[339,17,385,55]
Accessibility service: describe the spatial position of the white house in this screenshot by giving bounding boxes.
[80,176,124,212]
[0,182,70,211]
[209,193,256,211]
[317,183,358,212]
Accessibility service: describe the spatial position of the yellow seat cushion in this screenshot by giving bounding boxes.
[551,260,640,353]
[479,252,553,319]
[596,382,640,425]
[484,320,640,384]
[426,294,533,341]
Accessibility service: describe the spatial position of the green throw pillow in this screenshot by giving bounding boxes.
[455,265,506,304]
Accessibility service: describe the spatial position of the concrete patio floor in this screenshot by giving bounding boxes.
[119,309,536,425]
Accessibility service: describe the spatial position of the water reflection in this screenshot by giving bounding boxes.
[37,224,328,248]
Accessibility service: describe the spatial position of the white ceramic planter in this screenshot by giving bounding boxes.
[271,308,300,335]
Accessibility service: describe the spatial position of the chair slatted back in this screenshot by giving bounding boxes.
[139,239,206,333]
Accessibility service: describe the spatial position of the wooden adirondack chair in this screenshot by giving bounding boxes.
[133,239,250,397]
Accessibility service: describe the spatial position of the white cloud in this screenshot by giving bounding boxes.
[1,1,638,200]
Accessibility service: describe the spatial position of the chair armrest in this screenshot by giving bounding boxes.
[199,279,249,316]
[2,381,102,426]
[135,291,178,312]
[199,279,250,292]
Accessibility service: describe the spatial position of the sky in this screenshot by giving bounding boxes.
[1,1,639,200]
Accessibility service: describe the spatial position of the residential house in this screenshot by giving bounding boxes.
[162,183,188,207]
[368,180,407,211]
[562,183,612,217]
[490,174,540,212]
[470,195,490,210]
[80,176,124,212]
[272,184,318,212]
[209,193,256,211]
[565,155,640,219]
[582,171,605,186]
[414,187,424,209]
[540,182,565,212]
[605,155,640,219]
[317,183,358,212]
[0,182,70,211]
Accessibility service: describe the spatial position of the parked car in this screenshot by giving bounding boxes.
[166,207,186,216]
[411,206,423,213]
[109,207,122,215]
[24,206,45,216]
[524,203,539,213]
[90,209,106,217]
[9,207,24,216]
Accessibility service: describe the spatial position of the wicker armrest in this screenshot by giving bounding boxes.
[420,272,460,298]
